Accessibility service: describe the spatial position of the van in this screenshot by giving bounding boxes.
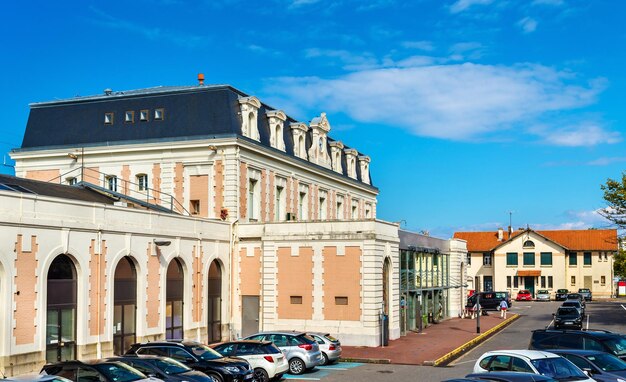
[467,291,512,310]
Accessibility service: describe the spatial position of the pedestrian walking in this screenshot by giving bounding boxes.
[499,299,509,319]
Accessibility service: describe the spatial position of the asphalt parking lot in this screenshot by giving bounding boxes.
[282,300,626,382]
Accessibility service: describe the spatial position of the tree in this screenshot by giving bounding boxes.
[601,173,626,279]
[615,250,626,279]
[600,172,626,228]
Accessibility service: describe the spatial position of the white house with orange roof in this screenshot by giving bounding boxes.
[454,228,617,299]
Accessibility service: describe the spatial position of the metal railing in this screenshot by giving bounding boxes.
[48,167,190,216]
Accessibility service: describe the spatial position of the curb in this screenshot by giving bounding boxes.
[430,313,521,367]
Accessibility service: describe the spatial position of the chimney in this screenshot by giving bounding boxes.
[197,73,205,86]
[497,228,504,241]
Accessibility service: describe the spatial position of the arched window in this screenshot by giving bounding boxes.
[207,261,222,343]
[46,254,77,362]
[523,240,535,248]
[299,136,305,158]
[113,257,137,355]
[246,112,254,137]
[166,258,184,340]
[274,125,281,148]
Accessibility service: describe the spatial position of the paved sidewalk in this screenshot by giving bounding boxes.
[341,313,518,365]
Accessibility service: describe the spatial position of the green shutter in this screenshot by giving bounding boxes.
[523,252,535,266]
[584,252,592,265]
[540,252,552,266]
[507,252,518,266]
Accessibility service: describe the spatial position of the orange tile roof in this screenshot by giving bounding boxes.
[453,229,617,252]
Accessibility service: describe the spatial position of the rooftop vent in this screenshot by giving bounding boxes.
[104,88,113,96]
[198,73,205,86]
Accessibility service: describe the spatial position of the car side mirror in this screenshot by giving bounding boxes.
[552,313,555,316]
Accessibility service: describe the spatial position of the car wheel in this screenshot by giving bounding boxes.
[254,368,270,382]
[206,372,223,382]
[320,353,329,366]
[289,358,306,375]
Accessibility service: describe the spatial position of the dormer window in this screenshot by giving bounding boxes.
[125,111,134,123]
[104,112,114,125]
[139,110,149,121]
[358,155,371,184]
[238,96,261,141]
[329,141,344,174]
[290,122,308,159]
[266,110,286,151]
[523,240,535,248]
[344,148,358,179]
[154,108,164,121]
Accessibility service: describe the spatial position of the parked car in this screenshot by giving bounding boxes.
[108,355,214,382]
[516,290,533,301]
[578,289,592,301]
[306,332,342,365]
[467,292,513,311]
[211,340,288,382]
[243,331,322,375]
[566,294,586,308]
[41,360,160,382]
[125,341,254,382]
[444,372,559,382]
[536,290,551,302]
[552,307,583,330]
[529,329,626,361]
[3,376,72,382]
[561,300,585,316]
[555,289,569,301]
[549,349,626,382]
[473,350,594,382]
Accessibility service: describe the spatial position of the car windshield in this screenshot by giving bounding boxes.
[562,302,580,308]
[519,290,530,294]
[579,289,590,293]
[556,308,579,316]
[531,357,588,381]
[324,334,339,342]
[93,362,146,382]
[586,353,626,371]
[149,357,191,374]
[557,290,568,293]
[189,344,223,360]
[538,290,549,294]
[602,337,626,357]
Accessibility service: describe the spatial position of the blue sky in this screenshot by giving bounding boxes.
[2,0,625,238]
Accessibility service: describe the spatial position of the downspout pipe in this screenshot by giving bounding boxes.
[228,218,239,340]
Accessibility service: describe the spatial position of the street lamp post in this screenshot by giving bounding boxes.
[476,292,481,334]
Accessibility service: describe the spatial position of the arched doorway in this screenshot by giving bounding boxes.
[207,260,222,343]
[166,258,184,340]
[113,257,136,355]
[46,254,77,362]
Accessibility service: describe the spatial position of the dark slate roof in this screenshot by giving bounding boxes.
[0,174,173,213]
[18,84,375,189]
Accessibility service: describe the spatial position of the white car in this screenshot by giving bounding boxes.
[211,340,288,382]
[473,350,595,382]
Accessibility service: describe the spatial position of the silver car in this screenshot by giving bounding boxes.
[307,332,342,365]
[244,331,322,375]
[536,289,551,301]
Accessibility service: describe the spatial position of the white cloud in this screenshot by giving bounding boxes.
[303,48,379,70]
[402,40,435,51]
[533,209,613,230]
[537,123,621,147]
[449,0,494,14]
[518,17,538,33]
[263,61,614,144]
[587,157,626,166]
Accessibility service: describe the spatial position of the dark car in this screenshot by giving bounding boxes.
[566,293,586,308]
[561,300,585,317]
[550,349,626,382]
[108,355,213,382]
[444,372,558,382]
[467,292,513,311]
[41,360,156,382]
[555,289,569,301]
[578,289,592,301]
[126,341,254,382]
[553,307,583,330]
[529,329,626,361]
